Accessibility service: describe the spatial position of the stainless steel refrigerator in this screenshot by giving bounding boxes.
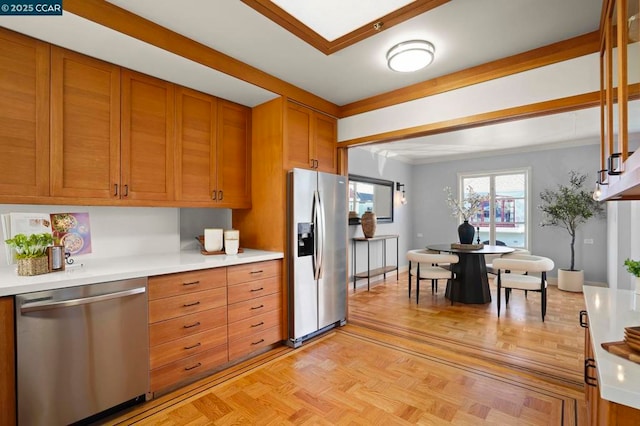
[287,168,347,347]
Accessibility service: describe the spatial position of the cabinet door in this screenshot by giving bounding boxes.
[121,70,175,201]
[313,111,337,173]
[51,47,120,199]
[0,29,49,199]
[0,297,15,426]
[175,87,217,203]
[217,100,251,207]
[284,101,314,170]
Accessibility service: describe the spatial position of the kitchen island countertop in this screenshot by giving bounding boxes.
[584,286,640,410]
[0,249,283,296]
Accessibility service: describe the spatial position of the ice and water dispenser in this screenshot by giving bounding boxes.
[297,222,314,257]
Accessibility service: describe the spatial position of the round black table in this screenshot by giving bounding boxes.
[425,244,515,304]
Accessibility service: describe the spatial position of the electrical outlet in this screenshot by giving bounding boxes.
[584,238,594,244]
[417,233,423,238]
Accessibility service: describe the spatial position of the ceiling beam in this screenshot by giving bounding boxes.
[339,31,600,118]
[339,91,602,147]
[63,0,341,117]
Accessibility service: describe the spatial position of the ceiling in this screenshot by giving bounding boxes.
[0,0,612,163]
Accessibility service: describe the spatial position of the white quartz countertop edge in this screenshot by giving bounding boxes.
[583,286,640,410]
[0,249,284,296]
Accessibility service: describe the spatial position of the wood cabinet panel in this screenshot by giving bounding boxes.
[121,69,175,201]
[227,259,282,285]
[228,326,282,361]
[175,86,217,202]
[149,287,226,323]
[227,292,281,323]
[227,275,280,305]
[0,29,49,199]
[150,325,227,370]
[50,47,120,199]
[314,111,338,173]
[228,308,281,341]
[0,297,15,426]
[150,306,227,347]
[284,101,313,170]
[148,268,226,301]
[150,345,228,393]
[216,99,251,207]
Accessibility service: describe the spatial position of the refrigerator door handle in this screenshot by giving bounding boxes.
[316,190,325,279]
[312,190,321,280]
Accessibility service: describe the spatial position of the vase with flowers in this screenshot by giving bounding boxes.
[444,186,488,244]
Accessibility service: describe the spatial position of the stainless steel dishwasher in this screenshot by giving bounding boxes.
[16,278,149,426]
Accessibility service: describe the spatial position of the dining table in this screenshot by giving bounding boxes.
[425,243,515,304]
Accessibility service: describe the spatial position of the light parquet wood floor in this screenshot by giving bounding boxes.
[105,273,587,425]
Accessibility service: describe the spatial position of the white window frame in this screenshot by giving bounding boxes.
[457,167,531,249]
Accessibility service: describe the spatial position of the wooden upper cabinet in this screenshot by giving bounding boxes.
[175,87,218,203]
[0,29,50,199]
[50,47,120,199]
[121,70,175,202]
[284,100,336,173]
[216,100,251,208]
[313,111,338,173]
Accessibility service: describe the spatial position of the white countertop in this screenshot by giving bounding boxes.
[583,286,640,410]
[0,249,283,296]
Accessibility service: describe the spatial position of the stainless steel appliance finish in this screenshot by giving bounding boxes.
[16,278,149,425]
[288,168,347,347]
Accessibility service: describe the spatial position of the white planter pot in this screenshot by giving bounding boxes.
[557,269,584,292]
[635,276,640,294]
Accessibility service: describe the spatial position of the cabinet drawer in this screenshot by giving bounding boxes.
[150,345,228,393]
[227,275,280,304]
[228,292,281,323]
[228,309,282,342]
[150,325,227,370]
[150,306,227,347]
[149,268,226,301]
[228,326,282,361]
[227,260,281,285]
[149,287,226,323]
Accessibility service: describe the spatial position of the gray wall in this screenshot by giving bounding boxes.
[348,148,413,287]
[349,143,609,285]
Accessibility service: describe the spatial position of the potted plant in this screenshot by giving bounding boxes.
[624,258,640,294]
[444,185,488,244]
[5,233,54,276]
[539,171,605,292]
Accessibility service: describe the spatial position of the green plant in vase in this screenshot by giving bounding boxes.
[5,233,53,276]
[624,258,640,294]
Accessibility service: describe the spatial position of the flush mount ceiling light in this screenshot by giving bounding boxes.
[386,40,435,72]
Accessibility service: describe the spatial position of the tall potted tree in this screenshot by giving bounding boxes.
[539,171,605,292]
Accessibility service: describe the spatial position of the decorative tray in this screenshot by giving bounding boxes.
[601,341,640,364]
[451,243,484,250]
[196,236,243,255]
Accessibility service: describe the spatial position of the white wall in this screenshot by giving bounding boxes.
[0,204,231,269]
[608,201,640,290]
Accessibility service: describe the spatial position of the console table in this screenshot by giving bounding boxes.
[352,234,399,291]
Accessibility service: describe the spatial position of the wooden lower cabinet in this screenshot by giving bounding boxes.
[148,269,228,395]
[147,260,283,395]
[227,260,283,361]
[583,314,640,425]
[0,297,16,426]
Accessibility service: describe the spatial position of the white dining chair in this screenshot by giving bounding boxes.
[407,249,459,304]
[486,248,530,275]
[492,254,554,321]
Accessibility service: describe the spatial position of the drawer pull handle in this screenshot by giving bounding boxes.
[251,321,265,328]
[183,321,201,329]
[579,310,588,328]
[584,358,597,387]
[250,270,264,274]
[250,304,264,310]
[251,338,265,346]
[250,287,264,292]
[184,342,201,350]
[183,301,201,307]
[184,362,202,371]
[183,280,200,286]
